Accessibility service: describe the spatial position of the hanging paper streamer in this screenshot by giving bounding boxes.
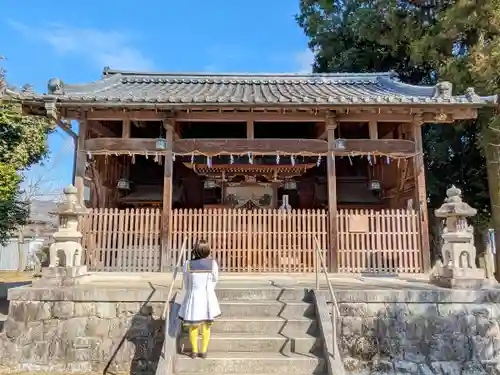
[367,154,372,166]
[172,153,176,161]
[230,154,234,164]
[191,154,195,164]
[248,152,253,164]
[154,152,159,163]
[207,156,213,168]
[276,154,280,164]
[291,155,296,166]
[131,154,136,164]
[87,151,92,160]
[386,156,390,165]
[316,156,322,167]
[348,154,353,166]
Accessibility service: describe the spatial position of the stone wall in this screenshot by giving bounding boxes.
[0,285,170,373]
[325,288,500,375]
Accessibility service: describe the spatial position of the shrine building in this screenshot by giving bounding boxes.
[13,68,498,274]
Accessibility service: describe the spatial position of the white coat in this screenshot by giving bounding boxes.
[178,258,221,325]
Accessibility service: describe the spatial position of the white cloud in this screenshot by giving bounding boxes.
[8,20,153,71]
[294,48,315,74]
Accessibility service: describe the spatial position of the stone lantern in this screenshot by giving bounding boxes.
[33,185,89,287]
[430,185,487,288]
[48,184,87,268]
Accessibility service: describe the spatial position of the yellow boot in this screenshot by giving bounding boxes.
[199,323,211,359]
[188,325,199,359]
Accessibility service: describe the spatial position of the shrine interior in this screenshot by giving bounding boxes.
[89,120,416,211]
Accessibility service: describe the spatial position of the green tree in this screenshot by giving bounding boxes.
[296,0,492,262]
[0,58,54,244]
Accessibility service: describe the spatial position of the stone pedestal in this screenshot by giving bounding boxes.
[32,266,89,287]
[431,266,488,289]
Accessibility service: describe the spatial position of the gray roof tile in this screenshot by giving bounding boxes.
[17,69,499,106]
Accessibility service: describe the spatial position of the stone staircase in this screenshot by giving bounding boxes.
[173,287,326,375]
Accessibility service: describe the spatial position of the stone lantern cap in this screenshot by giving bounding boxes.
[435,185,477,218]
[50,184,88,216]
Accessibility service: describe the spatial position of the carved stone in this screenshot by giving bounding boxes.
[32,185,89,288]
[47,77,64,95]
[433,81,453,99]
[465,87,480,102]
[48,185,87,268]
[430,185,491,289]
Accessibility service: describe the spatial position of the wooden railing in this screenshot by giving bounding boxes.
[337,209,421,273]
[170,208,328,273]
[81,208,162,272]
[80,207,422,273]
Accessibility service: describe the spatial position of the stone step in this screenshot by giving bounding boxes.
[174,352,325,374]
[218,301,315,319]
[178,333,321,354]
[211,318,317,335]
[215,288,312,302]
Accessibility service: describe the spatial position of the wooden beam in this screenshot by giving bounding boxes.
[336,139,416,156]
[173,139,328,155]
[85,109,326,122]
[337,113,414,122]
[75,113,88,205]
[412,115,430,272]
[86,110,166,121]
[176,111,324,122]
[335,111,470,123]
[326,115,338,272]
[84,137,416,157]
[84,138,162,154]
[369,120,378,139]
[122,119,131,138]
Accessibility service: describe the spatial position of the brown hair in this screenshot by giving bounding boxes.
[192,239,211,260]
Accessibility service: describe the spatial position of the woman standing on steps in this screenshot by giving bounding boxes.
[179,239,221,359]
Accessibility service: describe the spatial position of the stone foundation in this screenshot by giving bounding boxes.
[326,288,500,375]
[0,285,170,373]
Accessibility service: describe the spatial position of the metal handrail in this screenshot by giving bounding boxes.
[162,237,188,320]
[314,236,341,359]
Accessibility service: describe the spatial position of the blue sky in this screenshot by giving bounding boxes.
[1,0,313,199]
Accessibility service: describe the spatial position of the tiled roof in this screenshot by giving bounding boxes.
[14,69,498,107]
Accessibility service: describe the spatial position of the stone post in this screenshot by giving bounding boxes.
[430,185,491,288]
[33,185,89,287]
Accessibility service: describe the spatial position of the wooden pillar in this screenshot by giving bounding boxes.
[247,119,254,139]
[369,120,378,139]
[326,115,338,272]
[122,118,131,138]
[161,118,175,271]
[74,112,88,205]
[412,115,431,272]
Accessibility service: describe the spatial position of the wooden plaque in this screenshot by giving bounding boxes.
[348,215,369,233]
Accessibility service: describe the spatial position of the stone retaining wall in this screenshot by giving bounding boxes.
[322,288,500,375]
[0,285,170,373]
